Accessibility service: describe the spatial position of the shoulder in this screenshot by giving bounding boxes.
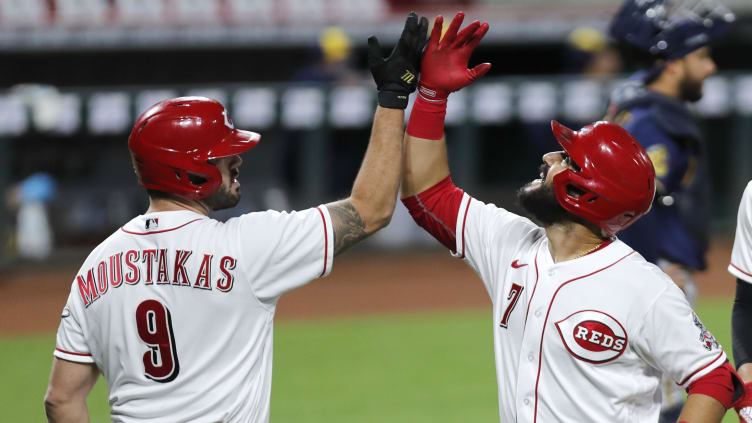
[604,244,675,292]
[468,197,539,234]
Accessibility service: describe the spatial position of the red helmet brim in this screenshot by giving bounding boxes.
[207,129,261,159]
[550,120,576,152]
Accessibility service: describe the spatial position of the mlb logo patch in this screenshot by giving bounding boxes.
[145,218,159,230]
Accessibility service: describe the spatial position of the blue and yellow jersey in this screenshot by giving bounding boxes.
[607,80,710,270]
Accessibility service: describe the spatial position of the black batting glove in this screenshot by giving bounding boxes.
[368,12,429,109]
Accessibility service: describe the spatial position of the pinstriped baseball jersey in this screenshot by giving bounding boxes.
[730,181,752,284]
[453,194,726,423]
[54,207,333,422]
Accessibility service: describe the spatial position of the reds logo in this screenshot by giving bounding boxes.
[555,310,628,364]
[692,312,720,351]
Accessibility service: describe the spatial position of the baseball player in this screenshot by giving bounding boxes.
[730,181,752,420]
[606,2,734,418]
[401,12,749,422]
[43,13,428,422]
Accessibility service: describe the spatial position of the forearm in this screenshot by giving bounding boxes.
[734,279,752,382]
[45,401,90,423]
[349,106,405,233]
[402,133,450,197]
[678,393,727,422]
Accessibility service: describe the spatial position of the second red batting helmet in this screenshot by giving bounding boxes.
[550,120,655,235]
[128,96,260,200]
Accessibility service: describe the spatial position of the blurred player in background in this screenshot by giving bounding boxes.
[43,13,428,422]
[402,11,749,423]
[607,1,734,419]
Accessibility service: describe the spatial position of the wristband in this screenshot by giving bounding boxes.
[406,89,448,140]
[378,91,409,110]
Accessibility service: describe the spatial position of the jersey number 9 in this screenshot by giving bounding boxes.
[136,299,180,383]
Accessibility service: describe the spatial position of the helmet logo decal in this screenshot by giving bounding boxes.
[555,310,628,364]
[221,109,234,130]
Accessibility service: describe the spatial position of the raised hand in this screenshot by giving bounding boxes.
[367,12,429,109]
[418,12,491,102]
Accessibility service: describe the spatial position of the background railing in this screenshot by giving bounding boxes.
[3,73,752,266]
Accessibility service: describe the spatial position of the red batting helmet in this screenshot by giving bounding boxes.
[550,120,655,235]
[128,96,260,200]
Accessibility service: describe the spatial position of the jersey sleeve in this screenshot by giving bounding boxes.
[730,181,752,283]
[234,205,334,302]
[456,195,539,298]
[53,290,94,363]
[632,283,726,389]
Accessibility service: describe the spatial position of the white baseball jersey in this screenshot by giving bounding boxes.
[54,207,334,422]
[453,194,725,423]
[730,181,752,284]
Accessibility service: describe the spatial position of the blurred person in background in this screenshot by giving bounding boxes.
[607,1,734,420]
[43,13,428,422]
[563,27,623,79]
[5,172,57,261]
[282,26,366,205]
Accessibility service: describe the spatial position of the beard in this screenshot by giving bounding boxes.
[679,75,704,103]
[516,181,578,227]
[203,182,240,211]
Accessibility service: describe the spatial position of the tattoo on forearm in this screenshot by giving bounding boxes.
[328,200,367,256]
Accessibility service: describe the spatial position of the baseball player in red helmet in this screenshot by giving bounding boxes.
[401,12,750,422]
[43,13,428,422]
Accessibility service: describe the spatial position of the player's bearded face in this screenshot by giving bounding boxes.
[203,156,242,211]
[678,47,716,103]
[516,162,576,227]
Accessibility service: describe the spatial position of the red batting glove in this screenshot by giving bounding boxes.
[406,12,491,140]
[736,382,752,423]
[417,12,492,102]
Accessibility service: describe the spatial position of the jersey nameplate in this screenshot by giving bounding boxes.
[76,249,238,307]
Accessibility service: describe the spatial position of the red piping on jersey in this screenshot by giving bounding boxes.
[120,218,203,235]
[523,251,541,328]
[533,250,636,423]
[730,262,752,278]
[678,351,725,386]
[55,347,92,357]
[460,198,470,258]
[317,207,328,277]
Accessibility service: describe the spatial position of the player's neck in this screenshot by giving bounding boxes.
[545,223,607,263]
[647,77,680,100]
[145,197,210,216]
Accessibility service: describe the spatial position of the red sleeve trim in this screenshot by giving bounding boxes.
[316,207,328,278]
[731,262,752,278]
[55,347,92,357]
[459,199,471,258]
[687,362,737,409]
[402,176,464,252]
[680,351,725,386]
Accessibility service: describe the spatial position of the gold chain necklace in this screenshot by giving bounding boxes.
[574,242,604,259]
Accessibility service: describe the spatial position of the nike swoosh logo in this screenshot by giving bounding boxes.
[511,260,528,268]
[61,308,70,318]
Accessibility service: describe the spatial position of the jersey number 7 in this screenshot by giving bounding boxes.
[500,283,524,328]
[136,299,180,383]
